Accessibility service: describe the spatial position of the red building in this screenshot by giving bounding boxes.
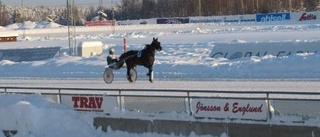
[0,33,18,42]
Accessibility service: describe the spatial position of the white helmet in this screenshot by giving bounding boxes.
[109,48,115,54]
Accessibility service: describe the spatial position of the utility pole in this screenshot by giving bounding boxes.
[111,0,114,19]
[99,0,103,9]
[67,0,76,56]
[112,0,115,35]
[21,0,25,39]
[67,0,71,55]
[72,0,76,56]
[198,0,202,26]
[198,0,202,17]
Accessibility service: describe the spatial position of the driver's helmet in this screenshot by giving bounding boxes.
[109,48,115,54]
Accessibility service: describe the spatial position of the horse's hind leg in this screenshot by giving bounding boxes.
[126,67,133,82]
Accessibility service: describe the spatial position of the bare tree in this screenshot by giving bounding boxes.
[140,0,156,18]
[304,0,318,11]
[118,0,141,19]
[0,2,10,26]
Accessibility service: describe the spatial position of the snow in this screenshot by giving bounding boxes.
[0,94,221,137]
[78,41,103,48]
[1,19,320,137]
[4,21,62,30]
[1,24,320,80]
[0,94,98,137]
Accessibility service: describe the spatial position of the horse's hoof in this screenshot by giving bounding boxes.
[127,76,133,82]
[149,79,153,83]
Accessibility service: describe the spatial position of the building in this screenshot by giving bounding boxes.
[0,33,18,42]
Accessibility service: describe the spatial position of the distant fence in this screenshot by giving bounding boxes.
[0,47,60,62]
[1,86,320,124]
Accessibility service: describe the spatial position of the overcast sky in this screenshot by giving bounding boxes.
[1,0,119,7]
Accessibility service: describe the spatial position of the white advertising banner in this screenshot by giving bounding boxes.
[191,98,268,120]
[291,11,320,22]
[61,95,117,114]
[210,41,320,59]
[189,14,256,23]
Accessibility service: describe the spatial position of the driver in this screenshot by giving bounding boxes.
[107,48,118,66]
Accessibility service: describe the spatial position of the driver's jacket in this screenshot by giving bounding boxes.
[107,54,118,65]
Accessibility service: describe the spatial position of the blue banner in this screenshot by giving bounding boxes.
[0,47,60,62]
[256,13,290,22]
[157,18,189,24]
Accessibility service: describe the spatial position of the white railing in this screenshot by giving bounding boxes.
[1,86,320,124]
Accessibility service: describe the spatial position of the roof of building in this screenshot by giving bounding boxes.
[0,33,19,37]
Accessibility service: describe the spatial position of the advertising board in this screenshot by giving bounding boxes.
[299,12,317,21]
[191,98,268,120]
[210,41,320,59]
[256,13,290,22]
[291,11,319,22]
[60,95,117,114]
[190,16,223,23]
[84,20,116,26]
[157,18,189,24]
[190,15,255,23]
[0,47,60,62]
[239,15,256,22]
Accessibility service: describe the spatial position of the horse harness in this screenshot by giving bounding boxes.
[118,50,142,63]
[137,50,142,57]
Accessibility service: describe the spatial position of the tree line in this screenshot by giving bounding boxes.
[0,0,320,26]
[121,0,320,19]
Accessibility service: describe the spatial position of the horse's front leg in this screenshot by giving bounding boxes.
[147,67,153,83]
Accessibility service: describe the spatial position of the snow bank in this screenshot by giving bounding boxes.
[0,94,98,137]
[4,21,63,30]
[0,26,6,31]
[0,94,228,137]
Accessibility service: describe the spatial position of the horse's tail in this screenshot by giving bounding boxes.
[118,50,137,68]
[117,52,130,68]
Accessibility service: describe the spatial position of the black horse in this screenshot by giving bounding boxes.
[118,37,162,83]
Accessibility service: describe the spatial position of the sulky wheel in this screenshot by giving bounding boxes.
[103,68,114,84]
[127,68,137,83]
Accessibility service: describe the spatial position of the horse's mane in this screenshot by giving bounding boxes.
[143,44,150,50]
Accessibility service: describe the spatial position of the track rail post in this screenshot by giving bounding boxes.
[118,90,123,112]
[266,93,272,120]
[58,89,62,103]
[187,91,192,116]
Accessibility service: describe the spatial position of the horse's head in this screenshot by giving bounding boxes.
[151,37,162,52]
